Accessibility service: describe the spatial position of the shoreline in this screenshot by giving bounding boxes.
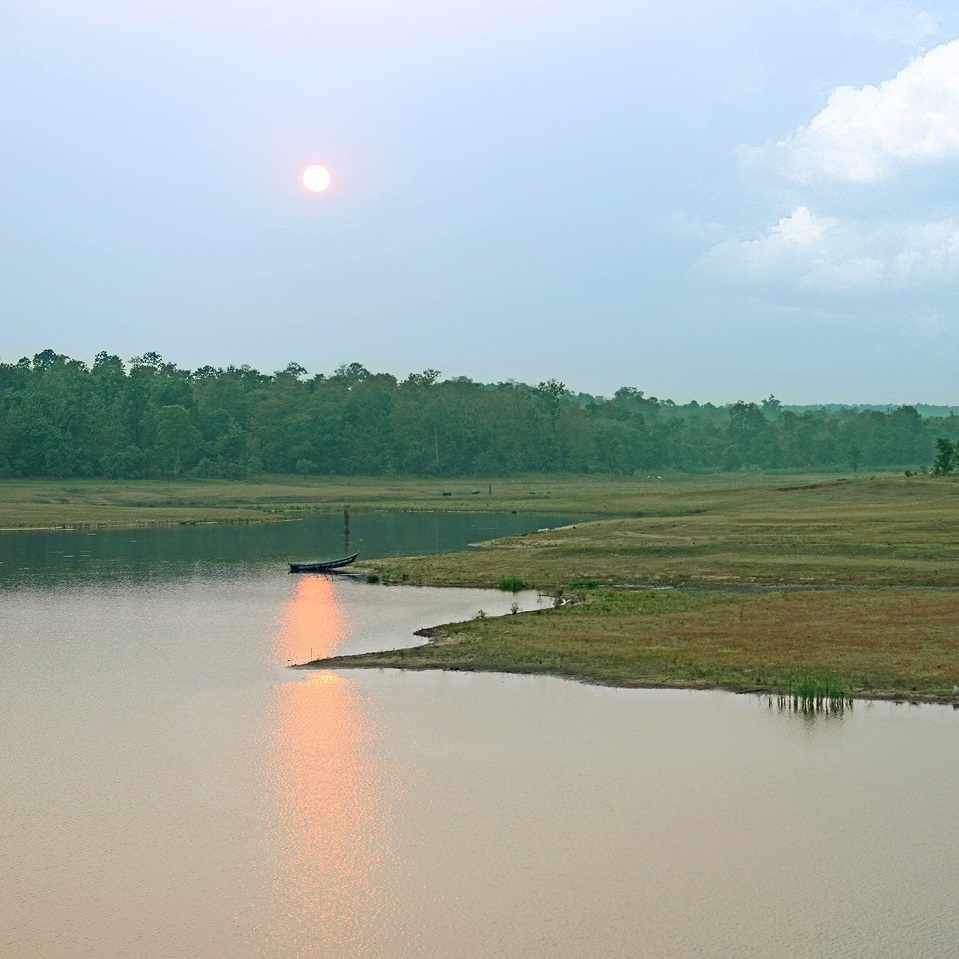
[293,654,959,708]
[293,578,959,706]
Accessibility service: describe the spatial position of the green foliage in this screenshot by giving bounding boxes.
[776,674,853,714]
[154,405,202,475]
[932,437,956,476]
[495,576,525,592]
[0,351,955,479]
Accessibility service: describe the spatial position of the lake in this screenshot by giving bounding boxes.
[0,511,589,588]
[2,514,957,958]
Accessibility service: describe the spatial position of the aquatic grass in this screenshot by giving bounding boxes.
[496,575,525,592]
[777,673,853,715]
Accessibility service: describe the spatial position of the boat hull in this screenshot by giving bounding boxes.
[288,552,359,573]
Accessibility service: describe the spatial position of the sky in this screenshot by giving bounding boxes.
[2,0,959,403]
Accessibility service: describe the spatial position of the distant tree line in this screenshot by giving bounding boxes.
[0,349,956,479]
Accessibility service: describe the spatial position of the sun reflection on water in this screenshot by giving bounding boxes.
[277,575,348,664]
[248,577,411,957]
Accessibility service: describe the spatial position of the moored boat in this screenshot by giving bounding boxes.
[288,552,359,573]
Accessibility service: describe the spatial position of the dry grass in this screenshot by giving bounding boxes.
[307,471,959,700]
[0,478,278,528]
[307,587,959,702]
[0,470,889,529]
[0,472,643,528]
[365,473,959,587]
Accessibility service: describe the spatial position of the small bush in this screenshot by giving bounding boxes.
[496,576,525,592]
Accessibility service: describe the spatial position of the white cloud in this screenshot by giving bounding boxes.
[842,1,943,45]
[701,206,959,292]
[702,206,839,280]
[754,37,959,182]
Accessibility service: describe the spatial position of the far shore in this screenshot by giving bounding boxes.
[0,472,668,530]
[0,470,869,530]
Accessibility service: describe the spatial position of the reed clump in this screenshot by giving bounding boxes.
[777,674,853,715]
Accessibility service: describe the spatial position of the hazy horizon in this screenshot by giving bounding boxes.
[3,1,959,404]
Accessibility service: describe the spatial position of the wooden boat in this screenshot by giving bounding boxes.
[288,552,359,574]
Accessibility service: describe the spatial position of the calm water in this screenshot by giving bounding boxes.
[2,517,958,958]
[0,511,589,588]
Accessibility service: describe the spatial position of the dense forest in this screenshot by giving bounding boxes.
[1,350,956,479]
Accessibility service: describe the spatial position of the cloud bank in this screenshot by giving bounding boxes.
[703,207,959,293]
[708,35,959,295]
[757,37,959,182]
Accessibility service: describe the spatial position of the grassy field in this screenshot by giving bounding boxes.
[5,471,959,702]
[305,587,959,702]
[364,472,959,587]
[0,472,683,528]
[330,471,959,702]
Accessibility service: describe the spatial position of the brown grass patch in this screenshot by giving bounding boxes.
[306,588,959,701]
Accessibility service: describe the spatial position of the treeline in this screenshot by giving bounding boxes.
[1,350,955,479]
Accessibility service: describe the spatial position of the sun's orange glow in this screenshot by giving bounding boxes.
[278,575,346,664]
[302,164,332,193]
[251,578,407,955]
[259,673,403,953]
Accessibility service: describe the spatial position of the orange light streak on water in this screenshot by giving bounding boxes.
[277,575,347,664]
[247,577,412,958]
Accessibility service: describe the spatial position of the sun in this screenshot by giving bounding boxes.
[302,164,332,193]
